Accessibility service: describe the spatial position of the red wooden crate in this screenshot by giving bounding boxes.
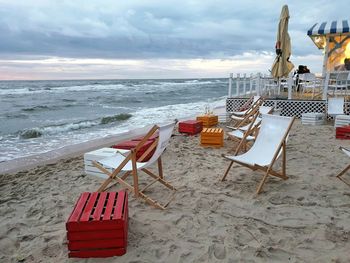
[179,120,203,135]
[336,125,350,139]
[111,139,155,161]
[66,191,128,258]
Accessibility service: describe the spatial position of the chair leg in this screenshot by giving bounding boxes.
[158,157,164,179]
[221,161,234,181]
[282,142,286,178]
[131,153,139,198]
[256,170,270,194]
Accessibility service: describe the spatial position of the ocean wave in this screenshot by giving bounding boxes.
[4,113,29,119]
[0,84,129,96]
[19,120,99,139]
[19,113,133,139]
[0,79,227,96]
[100,113,132,124]
[20,129,43,139]
[22,105,50,112]
[21,104,75,112]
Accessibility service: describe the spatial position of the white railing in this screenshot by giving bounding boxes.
[226,71,344,100]
[228,73,294,99]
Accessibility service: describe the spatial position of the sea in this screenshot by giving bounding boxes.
[0,78,228,162]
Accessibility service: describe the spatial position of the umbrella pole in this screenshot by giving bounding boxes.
[277,78,281,96]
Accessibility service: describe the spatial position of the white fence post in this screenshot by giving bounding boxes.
[287,72,293,99]
[228,73,233,97]
[236,73,240,96]
[243,73,247,96]
[249,73,253,95]
[323,72,330,100]
[257,73,261,96]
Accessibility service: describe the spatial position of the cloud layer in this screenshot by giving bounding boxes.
[0,0,348,79]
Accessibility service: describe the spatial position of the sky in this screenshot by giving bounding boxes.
[0,0,348,80]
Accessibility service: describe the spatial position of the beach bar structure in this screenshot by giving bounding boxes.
[226,20,350,118]
[307,20,350,76]
[225,71,350,118]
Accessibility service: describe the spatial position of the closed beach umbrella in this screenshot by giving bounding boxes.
[271,5,294,79]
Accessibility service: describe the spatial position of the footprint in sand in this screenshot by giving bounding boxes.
[208,243,226,260]
[258,227,270,235]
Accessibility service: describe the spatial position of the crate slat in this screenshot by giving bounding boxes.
[67,230,125,241]
[68,238,125,250]
[80,192,99,222]
[103,192,116,221]
[92,192,108,221]
[113,191,125,220]
[69,248,126,258]
[67,192,90,227]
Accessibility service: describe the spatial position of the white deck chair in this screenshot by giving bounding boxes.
[230,96,261,116]
[327,97,344,118]
[221,114,295,194]
[328,72,350,96]
[299,73,322,98]
[93,122,176,209]
[227,106,273,131]
[227,111,260,154]
[336,147,350,187]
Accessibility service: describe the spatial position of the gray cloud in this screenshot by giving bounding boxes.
[0,0,348,60]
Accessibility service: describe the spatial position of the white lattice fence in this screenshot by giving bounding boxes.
[226,98,350,118]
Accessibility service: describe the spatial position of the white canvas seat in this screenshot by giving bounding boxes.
[327,97,344,118]
[222,114,295,194]
[335,147,350,187]
[227,130,255,141]
[230,96,261,116]
[227,106,273,131]
[228,97,264,130]
[93,122,177,209]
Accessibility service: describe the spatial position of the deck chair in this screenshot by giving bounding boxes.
[299,73,322,99]
[328,72,349,96]
[335,147,350,187]
[227,113,260,154]
[227,106,274,154]
[221,114,295,194]
[229,98,265,129]
[230,96,261,116]
[92,122,176,209]
[227,106,273,131]
[327,97,344,118]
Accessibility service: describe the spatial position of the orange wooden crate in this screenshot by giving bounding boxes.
[196,115,218,128]
[200,128,224,148]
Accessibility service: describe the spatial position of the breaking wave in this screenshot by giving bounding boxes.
[19,113,133,139]
[100,113,133,124]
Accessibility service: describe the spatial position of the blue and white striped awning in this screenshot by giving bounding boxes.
[307,20,350,36]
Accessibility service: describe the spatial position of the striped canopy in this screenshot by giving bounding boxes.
[307,20,350,36]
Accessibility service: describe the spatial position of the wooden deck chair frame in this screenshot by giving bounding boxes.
[227,106,274,154]
[92,123,177,210]
[232,96,260,115]
[230,98,265,129]
[336,146,350,187]
[221,115,295,195]
[231,96,263,117]
[228,111,260,154]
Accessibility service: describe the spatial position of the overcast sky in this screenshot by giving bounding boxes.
[0,0,348,80]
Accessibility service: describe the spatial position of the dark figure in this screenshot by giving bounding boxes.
[295,65,311,92]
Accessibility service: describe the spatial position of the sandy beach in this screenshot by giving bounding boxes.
[1,120,350,262]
